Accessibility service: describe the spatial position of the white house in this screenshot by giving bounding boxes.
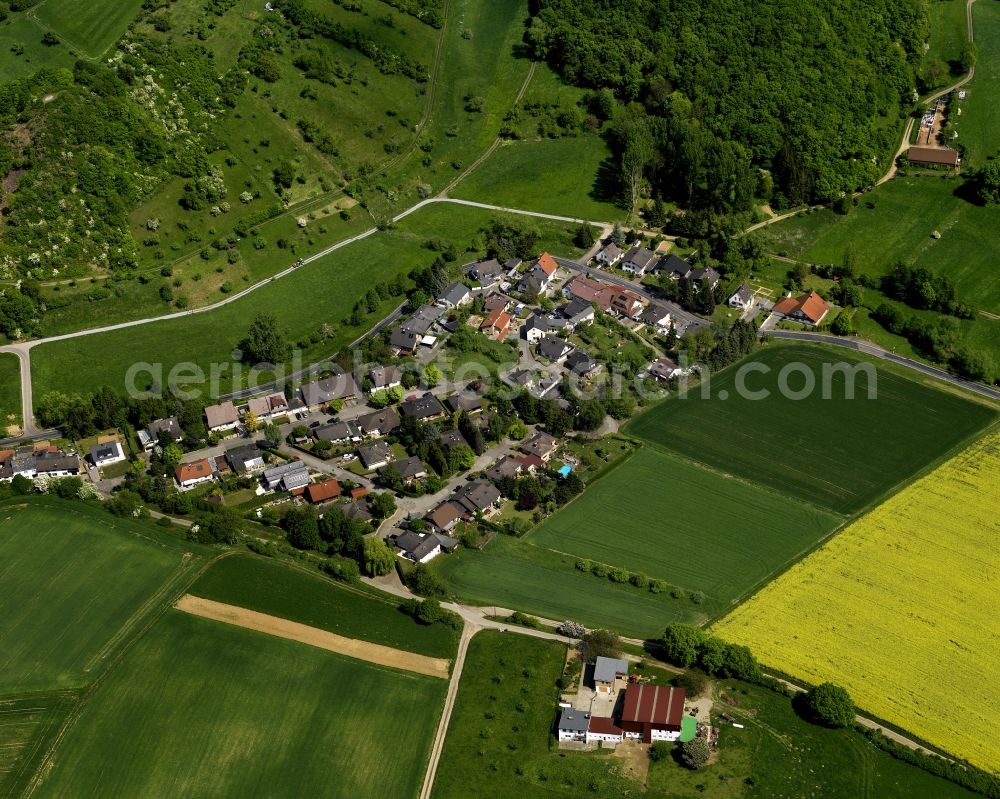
[90,441,126,468]
[621,244,658,276]
[437,282,473,309]
[649,358,684,381]
[728,283,754,310]
[368,365,402,393]
[557,708,590,743]
[175,458,216,490]
[594,241,623,268]
[204,401,239,433]
[245,392,289,422]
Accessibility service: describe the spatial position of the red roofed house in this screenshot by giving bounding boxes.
[586,715,625,744]
[517,252,559,296]
[771,291,830,326]
[175,458,216,490]
[619,683,686,743]
[563,275,616,312]
[306,478,341,504]
[480,308,513,341]
[610,289,645,320]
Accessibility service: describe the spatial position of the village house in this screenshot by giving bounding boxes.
[522,314,558,344]
[262,460,309,492]
[728,283,754,310]
[400,304,444,337]
[89,440,125,468]
[439,429,469,452]
[482,293,512,315]
[400,393,445,421]
[649,357,684,381]
[358,440,393,470]
[389,326,420,356]
[660,254,693,281]
[138,416,182,450]
[593,656,629,694]
[521,431,559,462]
[305,477,341,505]
[594,241,623,268]
[537,334,574,364]
[771,290,830,326]
[485,455,523,484]
[300,373,360,409]
[314,420,363,444]
[610,289,645,320]
[204,401,239,433]
[425,500,464,532]
[559,298,596,329]
[345,498,374,524]
[1,446,80,481]
[465,258,505,290]
[391,530,442,564]
[444,393,483,415]
[621,244,658,276]
[357,407,402,438]
[640,303,672,334]
[452,479,502,516]
[690,266,721,288]
[175,458,215,490]
[387,455,428,485]
[557,708,591,743]
[437,282,473,309]
[563,274,616,312]
[368,365,402,393]
[565,349,601,380]
[480,307,514,341]
[246,392,288,422]
[517,252,559,296]
[225,443,265,474]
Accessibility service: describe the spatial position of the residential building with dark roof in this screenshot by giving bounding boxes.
[140,416,182,450]
[565,350,601,379]
[389,326,420,356]
[728,283,754,309]
[595,241,623,267]
[358,440,393,470]
[425,501,464,532]
[262,461,309,491]
[391,531,442,564]
[439,428,469,451]
[399,393,444,421]
[621,244,658,276]
[225,443,265,474]
[537,334,574,363]
[391,455,428,484]
[368,365,402,392]
[465,258,504,289]
[521,431,558,461]
[452,479,501,515]
[690,266,721,288]
[400,304,443,336]
[300,373,360,408]
[437,282,473,309]
[660,254,693,280]
[356,407,401,437]
[90,441,125,468]
[444,393,483,414]
[314,420,363,443]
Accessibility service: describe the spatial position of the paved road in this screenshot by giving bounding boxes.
[768,330,1000,401]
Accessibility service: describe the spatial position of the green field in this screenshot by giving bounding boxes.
[0,12,77,79]
[957,0,1000,168]
[0,499,203,693]
[766,177,1000,315]
[34,610,444,799]
[924,0,971,73]
[625,344,997,515]
[432,535,692,637]
[31,203,585,397]
[0,353,21,433]
[33,0,145,57]
[190,554,458,659]
[0,690,78,799]
[452,135,622,221]
[529,447,841,616]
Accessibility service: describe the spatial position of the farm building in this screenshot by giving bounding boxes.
[906,146,960,168]
[620,684,686,743]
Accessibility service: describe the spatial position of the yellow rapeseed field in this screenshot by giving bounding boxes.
[714,430,1000,773]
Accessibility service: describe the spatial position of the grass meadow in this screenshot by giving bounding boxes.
[451,135,623,221]
[31,203,585,398]
[529,447,841,616]
[34,610,445,799]
[624,344,997,515]
[431,535,691,637]
[714,429,1000,774]
[0,353,21,432]
[0,690,79,799]
[190,554,458,659]
[924,0,971,73]
[766,177,1000,315]
[33,0,146,57]
[0,499,203,693]
[957,0,1000,168]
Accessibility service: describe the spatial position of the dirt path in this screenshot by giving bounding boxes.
[175,594,450,679]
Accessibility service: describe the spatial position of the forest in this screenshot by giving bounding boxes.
[527,0,930,211]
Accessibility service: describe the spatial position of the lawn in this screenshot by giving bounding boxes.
[924,0,970,75]
[624,343,997,515]
[714,429,1000,774]
[0,13,77,79]
[0,352,21,433]
[190,554,458,659]
[431,534,696,638]
[34,610,445,799]
[765,177,1000,315]
[0,498,204,693]
[451,134,623,222]
[30,202,585,398]
[529,447,841,617]
[957,0,1000,168]
[33,0,145,57]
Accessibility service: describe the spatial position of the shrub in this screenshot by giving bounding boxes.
[803,682,855,728]
[681,736,710,769]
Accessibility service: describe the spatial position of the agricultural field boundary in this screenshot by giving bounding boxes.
[175,595,450,679]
